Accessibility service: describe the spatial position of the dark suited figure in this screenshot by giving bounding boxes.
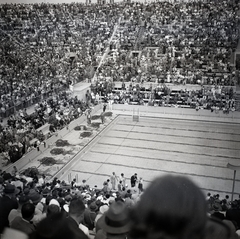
[11,202,36,235]
[66,198,88,239]
[0,184,18,233]
[130,173,137,187]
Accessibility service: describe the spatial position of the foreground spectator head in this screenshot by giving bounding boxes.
[47,199,61,216]
[69,198,85,224]
[129,175,207,239]
[21,202,35,221]
[29,212,85,239]
[47,204,60,216]
[3,184,20,198]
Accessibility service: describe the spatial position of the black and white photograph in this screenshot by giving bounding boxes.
[0,0,240,238]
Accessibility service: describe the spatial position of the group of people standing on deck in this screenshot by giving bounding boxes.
[109,172,143,194]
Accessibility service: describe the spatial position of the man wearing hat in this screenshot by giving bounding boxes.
[84,201,98,230]
[28,190,42,205]
[210,202,225,220]
[95,201,131,239]
[0,184,19,233]
[40,187,51,204]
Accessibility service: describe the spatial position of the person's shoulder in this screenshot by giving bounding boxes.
[79,223,89,236]
[8,208,19,222]
[11,216,25,227]
[66,217,88,239]
[11,215,22,222]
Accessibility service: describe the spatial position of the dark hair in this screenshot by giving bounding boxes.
[29,213,76,239]
[21,202,35,220]
[69,198,85,216]
[129,175,207,239]
[47,205,60,216]
[46,195,53,205]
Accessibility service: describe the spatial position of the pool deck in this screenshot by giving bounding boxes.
[3,104,240,200]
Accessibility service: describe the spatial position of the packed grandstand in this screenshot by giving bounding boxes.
[1,0,240,238]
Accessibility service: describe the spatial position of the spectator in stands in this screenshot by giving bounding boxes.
[29,212,87,239]
[210,202,226,221]
[84,201,98,230]
[129,175,208,239]
[226,200,240,229]
[47,199,61,217]
[36,174,46,187]
[11,202,36,235]
[66,198,88,239]
[8,195,29,227]
[95,205,109,232]
[130,174,239,239]
[95,201,132,239]
[102,181,111,194]
[0,184,19,233]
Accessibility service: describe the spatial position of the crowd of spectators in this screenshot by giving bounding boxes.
[0,0,239,119]
[90,79,236,112]
[0,168,141,236]
[0,170,240,239]
[0,0,238,206]
[0,92,90,164]
[0,1,240,237]
[0,2,122,118]
[98,0,240,86]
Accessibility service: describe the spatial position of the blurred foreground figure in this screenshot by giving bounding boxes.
[129,175,238,239]
[29,212,88,239]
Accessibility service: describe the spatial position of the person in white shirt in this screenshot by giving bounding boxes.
[119,173,126,188]
[37,175,46,187]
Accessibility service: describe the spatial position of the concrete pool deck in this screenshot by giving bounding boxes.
[3,105,240,199]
